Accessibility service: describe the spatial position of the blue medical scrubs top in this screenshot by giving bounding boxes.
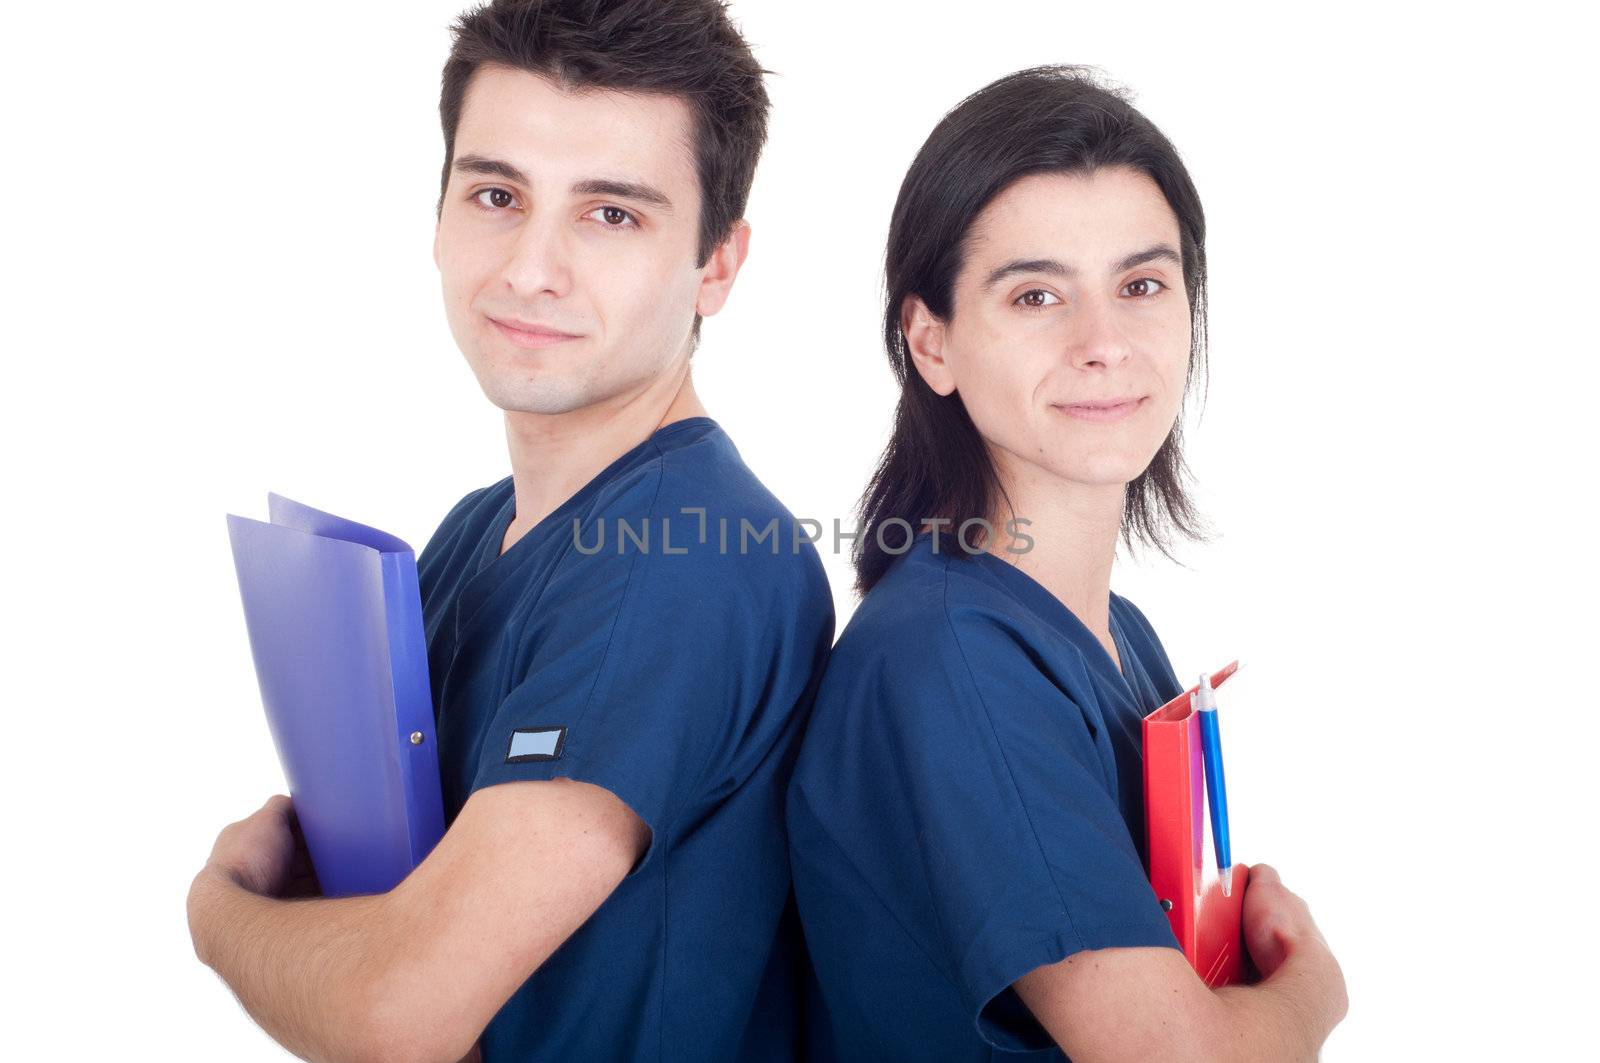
[786,533,1185,1060]
[417,417,834,1061]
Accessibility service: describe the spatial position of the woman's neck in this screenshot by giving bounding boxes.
[985,447,1125,646]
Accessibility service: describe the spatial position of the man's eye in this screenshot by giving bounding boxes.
[1015,289,1061,309]
[472,188,518,211]
[584,205,639,228]
[1123,277,1168,298]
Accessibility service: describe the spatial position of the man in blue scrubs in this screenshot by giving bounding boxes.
[187,3,833,1060]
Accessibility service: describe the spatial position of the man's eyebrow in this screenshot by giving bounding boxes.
[981,243,1182,291]
[452,153,528,184]
[571,178,674,213]
[450,156,675,213]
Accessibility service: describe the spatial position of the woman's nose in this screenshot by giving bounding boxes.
[1066,294,1133,370]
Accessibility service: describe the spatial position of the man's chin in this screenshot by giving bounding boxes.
[478,376,593,417]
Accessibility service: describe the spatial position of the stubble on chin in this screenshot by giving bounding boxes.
[479,371,594,416]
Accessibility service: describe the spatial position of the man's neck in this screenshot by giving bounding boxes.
[498,362,707,556]
[985,445,1125,645]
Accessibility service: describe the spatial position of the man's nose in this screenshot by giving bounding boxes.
[498,214,574,300]
[1067,293,1133,371]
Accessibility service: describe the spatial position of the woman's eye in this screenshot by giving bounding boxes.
[1123,277,1168,298]
[1015,289,1061,308]
[585,205,639,228]
[472,187,518,212]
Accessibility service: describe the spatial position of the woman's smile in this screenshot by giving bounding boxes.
[1052,396,1147,423]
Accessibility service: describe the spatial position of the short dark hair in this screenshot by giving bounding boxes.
[438,0,771,270]
[855,65,1212,595]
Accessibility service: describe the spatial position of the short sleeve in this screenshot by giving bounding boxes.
[852,584,1181,1051]
[469,500,826,875]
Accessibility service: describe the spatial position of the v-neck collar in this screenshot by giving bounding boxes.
[963,544,1134,690]
[471,415,720,578]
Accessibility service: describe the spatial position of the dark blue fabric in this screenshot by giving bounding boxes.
[787,533,1184,1060]
[417,417,834,1061]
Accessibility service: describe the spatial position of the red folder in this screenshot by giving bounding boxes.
[1143,660,1249,986]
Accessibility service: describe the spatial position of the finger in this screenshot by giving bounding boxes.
[264,795,298,827]
[1247,862,1280,884]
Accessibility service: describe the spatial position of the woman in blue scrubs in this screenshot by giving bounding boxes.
[787,66,1345,1059]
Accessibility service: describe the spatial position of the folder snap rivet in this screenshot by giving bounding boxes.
[1160,898,1173,911]
[410,731,425,745]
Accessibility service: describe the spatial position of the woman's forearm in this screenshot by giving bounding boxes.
[1209,945,1348,1063]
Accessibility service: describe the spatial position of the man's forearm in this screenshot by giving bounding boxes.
[1209,948,1346,1063]
[188,865,394,1063]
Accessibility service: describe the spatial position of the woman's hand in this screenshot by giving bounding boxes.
[1239,862,1348,1025]
[1241,863,1330,976]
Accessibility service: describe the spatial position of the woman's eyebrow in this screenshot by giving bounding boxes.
[981,243,1181,291]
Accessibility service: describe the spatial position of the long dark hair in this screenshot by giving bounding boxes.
[855,65,1212,594]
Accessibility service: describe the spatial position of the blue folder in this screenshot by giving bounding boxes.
[226,493,446,897]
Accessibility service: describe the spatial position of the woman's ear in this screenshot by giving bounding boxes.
[902,295,957,396]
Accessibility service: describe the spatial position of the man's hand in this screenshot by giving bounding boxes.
[185,794,387,1063]
[198,794,322,899]
[186,779,645,1063]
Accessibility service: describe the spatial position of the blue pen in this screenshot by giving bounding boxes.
[1195,672,1233,896]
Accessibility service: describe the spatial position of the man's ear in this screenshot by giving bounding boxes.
[902,294,956,396]
[695,220,752,318]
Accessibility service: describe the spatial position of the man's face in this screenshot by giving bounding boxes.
[434,64,709,416]
[911,166,1192,492]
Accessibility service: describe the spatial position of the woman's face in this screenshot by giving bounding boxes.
[904,166,1192,496]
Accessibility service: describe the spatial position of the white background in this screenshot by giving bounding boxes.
[4,1,1595,1058]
